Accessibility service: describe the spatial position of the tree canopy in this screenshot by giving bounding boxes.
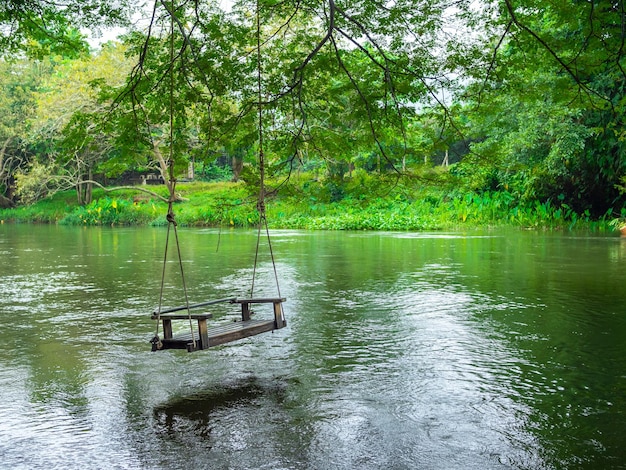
[0,0,625,219]
[1,0,132,57]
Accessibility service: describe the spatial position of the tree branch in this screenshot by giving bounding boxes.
[503,0,609,106]
[330,34,400,174]
[75,180,183,202]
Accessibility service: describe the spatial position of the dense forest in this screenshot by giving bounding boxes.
[1,0,625,229]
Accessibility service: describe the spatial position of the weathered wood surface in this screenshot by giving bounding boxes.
[232,297,286,304]
[153,297,236,316]
[151,312,213,320]
[159,319,279,351]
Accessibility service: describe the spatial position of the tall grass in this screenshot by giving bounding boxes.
[0,177,618,232]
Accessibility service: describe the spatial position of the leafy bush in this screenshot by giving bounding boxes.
[196,162,233,182]
[62,197,130,225]
[1,176,618,231]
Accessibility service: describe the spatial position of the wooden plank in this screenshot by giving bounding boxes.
[233,297,286,304]
[241,302,251,321]
[198,318,209,349]
[155,319,279,352]
[163,318,173,339]
[206,319,277,347]
[159,334,194,350]
[151,312,213,320]
[154,297,236,315]
[273,301,286,329]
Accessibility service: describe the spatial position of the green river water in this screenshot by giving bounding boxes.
[0,224,625,469]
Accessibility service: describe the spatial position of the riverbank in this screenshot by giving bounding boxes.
[0,178,619,232]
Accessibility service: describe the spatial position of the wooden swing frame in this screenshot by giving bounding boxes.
[151,297,286,352]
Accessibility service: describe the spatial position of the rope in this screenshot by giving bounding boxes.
[170,204,195,349]
[250,0,282,300]
[152,0,196,350]
[151,208,172,349]
[256,0,265,212]
[251,212,281,298]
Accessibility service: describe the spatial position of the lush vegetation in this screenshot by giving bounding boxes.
[1,174,619,232]
[0,0,625,231]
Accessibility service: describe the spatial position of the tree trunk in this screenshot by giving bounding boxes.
[153,142,177,199]
[0,137,14,199]
[0,193,13,208]
[232,155,243,182]
[76,182,84,205]
[0,137,9,178]
[84,168,93,204]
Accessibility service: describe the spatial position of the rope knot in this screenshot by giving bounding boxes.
[150,335,163,351]
[256,199,266,215]
[166,210,177,226]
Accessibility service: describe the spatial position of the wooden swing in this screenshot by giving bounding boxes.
[151,297,286,352]
[150,1,286,353]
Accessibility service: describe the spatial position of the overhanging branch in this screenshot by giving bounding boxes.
[75,180,183,202]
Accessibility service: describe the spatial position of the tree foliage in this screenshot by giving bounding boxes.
[0,0,624,219]
[13,44,135,204]
[1,0,132,56]
[459,0,626,215]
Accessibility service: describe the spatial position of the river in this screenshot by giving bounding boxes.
[0,224,625,469]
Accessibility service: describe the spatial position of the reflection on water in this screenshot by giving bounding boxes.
[1,225,625,469]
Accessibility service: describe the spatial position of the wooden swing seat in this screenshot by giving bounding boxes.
[151,297,286,352]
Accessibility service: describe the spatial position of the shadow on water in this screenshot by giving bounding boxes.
[133,374,318,470]
[152,376,288,437]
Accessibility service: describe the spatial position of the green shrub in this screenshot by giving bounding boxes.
[61,197,129,225]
